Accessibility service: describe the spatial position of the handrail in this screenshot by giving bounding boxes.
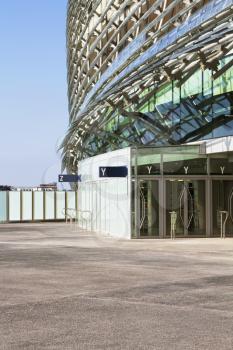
[62,208,77,224]
[63,208,92,231]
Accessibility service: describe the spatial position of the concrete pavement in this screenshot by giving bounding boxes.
[1,223,233,349]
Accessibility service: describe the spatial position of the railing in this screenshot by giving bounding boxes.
[63,208,92,231]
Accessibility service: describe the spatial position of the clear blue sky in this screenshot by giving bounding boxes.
[0,1,69,187]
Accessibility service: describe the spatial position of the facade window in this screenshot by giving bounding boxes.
[181,69,202,99]
[173,81,180,104]
[148,94,155,112]
[203,68,212,96]
[210,155,233,175]
[213,56,233,96]
[163,155,207,175]
[156,82,172,106]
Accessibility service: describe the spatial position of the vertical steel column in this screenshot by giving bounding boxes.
[184,183,188,237]
[129,147,132,239]
[206,178,212,237]
[159,178,165,238]
[43,191,46,221]
[20,190,23,222]
[7,191,9,223]
[32,191,34,221]
[54,191,57,220]
[159,154,165,238]
[134,148,140,238]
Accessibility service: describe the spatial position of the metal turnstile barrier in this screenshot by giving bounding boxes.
[169,211,177,240]
[219,210,229,239]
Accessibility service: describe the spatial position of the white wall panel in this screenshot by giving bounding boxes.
[0,192,7,222]
[56,191,66,219]
[96,183,101,232]
[22,191,32,221]
[78,148,131,239]
[9,192,21,221]
[45,192,55,220]
[67,191,76,210]
[33,192,44,220]
[92,183,97,231]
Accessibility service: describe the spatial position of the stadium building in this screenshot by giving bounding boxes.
[62,0,233,239]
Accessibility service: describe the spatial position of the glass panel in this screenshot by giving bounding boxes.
[187,180,206,235]
[163,155,207,175]
[33,192,44,220]
[181,69,202,98]
[212,180,233,236]
[67,191,76,210]
[22,191,32,221]
[139,102,149,113]
[45,192,55,220]
[173,81,180,104]
[166,180,206,236]
[9,192,21,221]
[166,180,185,237]
[210,155,233,175]
[132,148,161,176]
[139,87,151,113]
[212,92,233,138]
[214,56,233,96]
[0,192,7,222]
[203,68,212,96]
[156,83,172,105]
[148,93,155,112]
[132,146,204,176]
[56,191,66,219]
[139,180,159,237]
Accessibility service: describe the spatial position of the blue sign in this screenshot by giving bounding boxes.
[58,174,81,182]
[99,166,128,178]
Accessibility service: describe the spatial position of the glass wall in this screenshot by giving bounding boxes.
[0,191,78,223]
[132,146,233,238]
[132,145,207,176]
[135,54,233,144]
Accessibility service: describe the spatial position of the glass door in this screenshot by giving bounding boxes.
[166,180,206,237]
[212,180,233,236]
[139,180,159,237]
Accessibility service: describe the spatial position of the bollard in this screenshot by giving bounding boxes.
[219,211,229,239]
[169,211,177,240]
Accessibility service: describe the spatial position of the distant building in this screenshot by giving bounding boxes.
[39,183,57,191]
[0,186,12,191]
[1,183,58,192]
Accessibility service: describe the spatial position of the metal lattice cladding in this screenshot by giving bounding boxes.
[61,0,233,173]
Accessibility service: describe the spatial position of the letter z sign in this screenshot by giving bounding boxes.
[99,166,128,178]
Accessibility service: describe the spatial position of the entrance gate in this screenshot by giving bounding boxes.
[137,178,206,238]
[165,180,206,237]
[212,180,233,236]
[137,177,233,238]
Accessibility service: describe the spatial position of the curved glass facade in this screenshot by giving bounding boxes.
[62,0,233,173]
